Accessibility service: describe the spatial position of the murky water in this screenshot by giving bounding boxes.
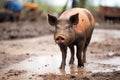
[3,53,120,75]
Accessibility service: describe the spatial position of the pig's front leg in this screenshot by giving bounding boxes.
[69,46,75,64]
[59,45,67,69]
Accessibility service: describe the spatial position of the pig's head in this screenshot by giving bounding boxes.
[48,13,79,46]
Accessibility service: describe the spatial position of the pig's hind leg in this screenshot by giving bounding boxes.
[83,28,94,63]
[76,41,85,67]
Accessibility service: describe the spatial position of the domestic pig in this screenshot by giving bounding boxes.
[48,8,94,69]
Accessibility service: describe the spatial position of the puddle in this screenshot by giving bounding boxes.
[86,57,120,73]
[2,53,120,75]
[3,53,77,75]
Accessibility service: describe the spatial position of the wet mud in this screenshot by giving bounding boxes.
[0,21,120,80]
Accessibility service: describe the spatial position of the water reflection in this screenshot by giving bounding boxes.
[3,53,120,75]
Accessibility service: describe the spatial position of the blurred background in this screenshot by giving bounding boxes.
[0,0,120,40]
[0,0,120,22]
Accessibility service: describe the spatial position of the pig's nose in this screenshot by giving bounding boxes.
[55,36,65,44]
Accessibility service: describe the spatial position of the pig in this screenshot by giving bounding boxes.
[47,8,94,69]
[0,10,15,22]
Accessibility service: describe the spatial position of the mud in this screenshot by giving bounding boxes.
[0,21,54,40]
[0,21,120,80]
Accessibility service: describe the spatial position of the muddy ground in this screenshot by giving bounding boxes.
[0,19,120,80]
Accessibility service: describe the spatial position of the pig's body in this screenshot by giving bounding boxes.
[48,8,94,69]
[58,8,94,32]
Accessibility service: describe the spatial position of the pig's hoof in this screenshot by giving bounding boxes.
[78,63,84,67]
[83,59,86,63]
[59,65,65,69]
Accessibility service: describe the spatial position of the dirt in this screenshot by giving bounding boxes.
[0,20,54,40]
[0,19,120,80]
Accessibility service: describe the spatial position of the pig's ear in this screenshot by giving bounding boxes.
[48,14,57,26]
[69,13,79,25]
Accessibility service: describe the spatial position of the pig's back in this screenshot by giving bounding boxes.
[58,8,94,32]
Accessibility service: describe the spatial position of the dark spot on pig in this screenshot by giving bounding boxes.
[82,19,84,22]
[84,10,92,23]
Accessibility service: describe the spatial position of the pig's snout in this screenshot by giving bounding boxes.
[55,35,66,44]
